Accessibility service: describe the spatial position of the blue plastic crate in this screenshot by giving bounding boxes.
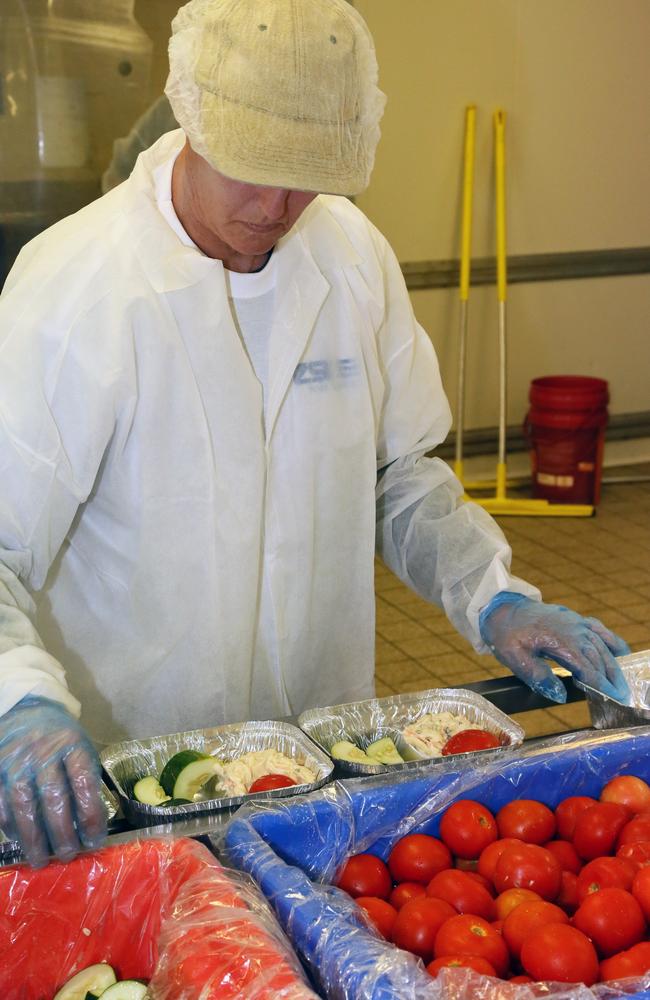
[223,729,650,999]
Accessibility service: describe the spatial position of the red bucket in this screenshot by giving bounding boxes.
[525,376,608,506]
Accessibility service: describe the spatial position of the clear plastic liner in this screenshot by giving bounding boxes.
[298,688,524,776]
[220,727,650,999]
[0,781,120,865]
[0,835,317,1000]
[576,649,650,729]
[101,720,333,827]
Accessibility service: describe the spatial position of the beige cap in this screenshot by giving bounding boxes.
[166,0,386,195]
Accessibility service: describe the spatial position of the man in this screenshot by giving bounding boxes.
[0,0,630,867]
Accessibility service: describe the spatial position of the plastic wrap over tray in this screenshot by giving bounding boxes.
[221,728,650,999]
[0,782,120,866]
[576,649,650,729]
[298,688,524,776]
[101,720,334,827]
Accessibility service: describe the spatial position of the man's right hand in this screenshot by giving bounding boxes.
[0,695,106,867]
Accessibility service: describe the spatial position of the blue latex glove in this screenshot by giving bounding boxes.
[479,591,631,704]
[0,695,106,867]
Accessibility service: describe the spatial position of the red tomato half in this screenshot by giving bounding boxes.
[389,881,426,910]
[248,774,297,793]
[439,801,498,860]
[520,924,599,986]
[554,796,597,841]
[573,887,646,957]
[426,870,495,920]
[576,856,635,903]
[433,914,510,977]
[600,940,650,981]
[426,954,496,978]
[441,729,501,756]
[573,802,631,860]
[356,897,398,939]
[336,854,392,900]
[388,834,452,885]
[502,899,568,960]
[496,800,556,845]
[391,897,456,962]
[601,776,650,815]
[493,843,561,900]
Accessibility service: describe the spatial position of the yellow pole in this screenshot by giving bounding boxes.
[494,109,508,501]
[454,105,476,484]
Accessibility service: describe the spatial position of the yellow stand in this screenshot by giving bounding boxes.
[455,109,593,518]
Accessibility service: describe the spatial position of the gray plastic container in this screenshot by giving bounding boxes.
[101,720,334,827]
[298,687,524,777]
[576,649,650,729]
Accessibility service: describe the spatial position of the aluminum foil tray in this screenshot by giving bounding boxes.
[0,782,120,866]
[101,720,334,828]
[576,649,650,729]
[298,687,525,777]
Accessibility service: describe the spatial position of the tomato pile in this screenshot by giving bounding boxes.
[336,774,650,986]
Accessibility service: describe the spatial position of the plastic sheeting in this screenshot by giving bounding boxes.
[222,727,650,1000]
[0,836,317,1000]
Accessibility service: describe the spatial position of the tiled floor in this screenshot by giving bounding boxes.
[374,463,650,739]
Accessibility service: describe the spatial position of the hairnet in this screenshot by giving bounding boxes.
[165,0,386,195]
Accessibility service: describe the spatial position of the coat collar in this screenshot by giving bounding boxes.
[123,130,362,294]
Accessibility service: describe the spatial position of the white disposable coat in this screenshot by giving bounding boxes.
[0,131,537,744]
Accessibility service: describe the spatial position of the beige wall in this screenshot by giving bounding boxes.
[354,0,650,426]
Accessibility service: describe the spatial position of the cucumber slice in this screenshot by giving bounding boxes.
[159,750,218,800]
[133,776,171,806]
[100,983,148,1000]
[54,964,116,1000]
[366,737,404,765]
[330,740,371,764]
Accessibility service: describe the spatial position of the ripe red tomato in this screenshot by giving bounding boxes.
[440,729,501,756]
[573,802,631,860]
[493,843,562,900]
[391,897,456,962]
[520,924,599,985]
[426,954,496,977]
[617,815,650,849]
[576,856,635,903]
[617,842,650,869]
[555,796,597,840]
[631,865,650,920]
[601,776,650,815]
[425,869,495,920]
[494,888,541,921]
[496,800,556,845]
[600,940,650,981]
[502,899,569,960]
[439,801,498,860]
[478,838,522,884]
[509,975,533,983]
[248,774,297,793]
[355,897,398,939]
[556,871,579,913]
[542,839,582,874]
[463,871,494,895]
[573,887,646,957]
[336,854,392,900]
[389,881,426,910]
[433,914,510,976]
[387,834,452,885]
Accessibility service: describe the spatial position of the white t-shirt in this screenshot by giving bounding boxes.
[153,153,275,419]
